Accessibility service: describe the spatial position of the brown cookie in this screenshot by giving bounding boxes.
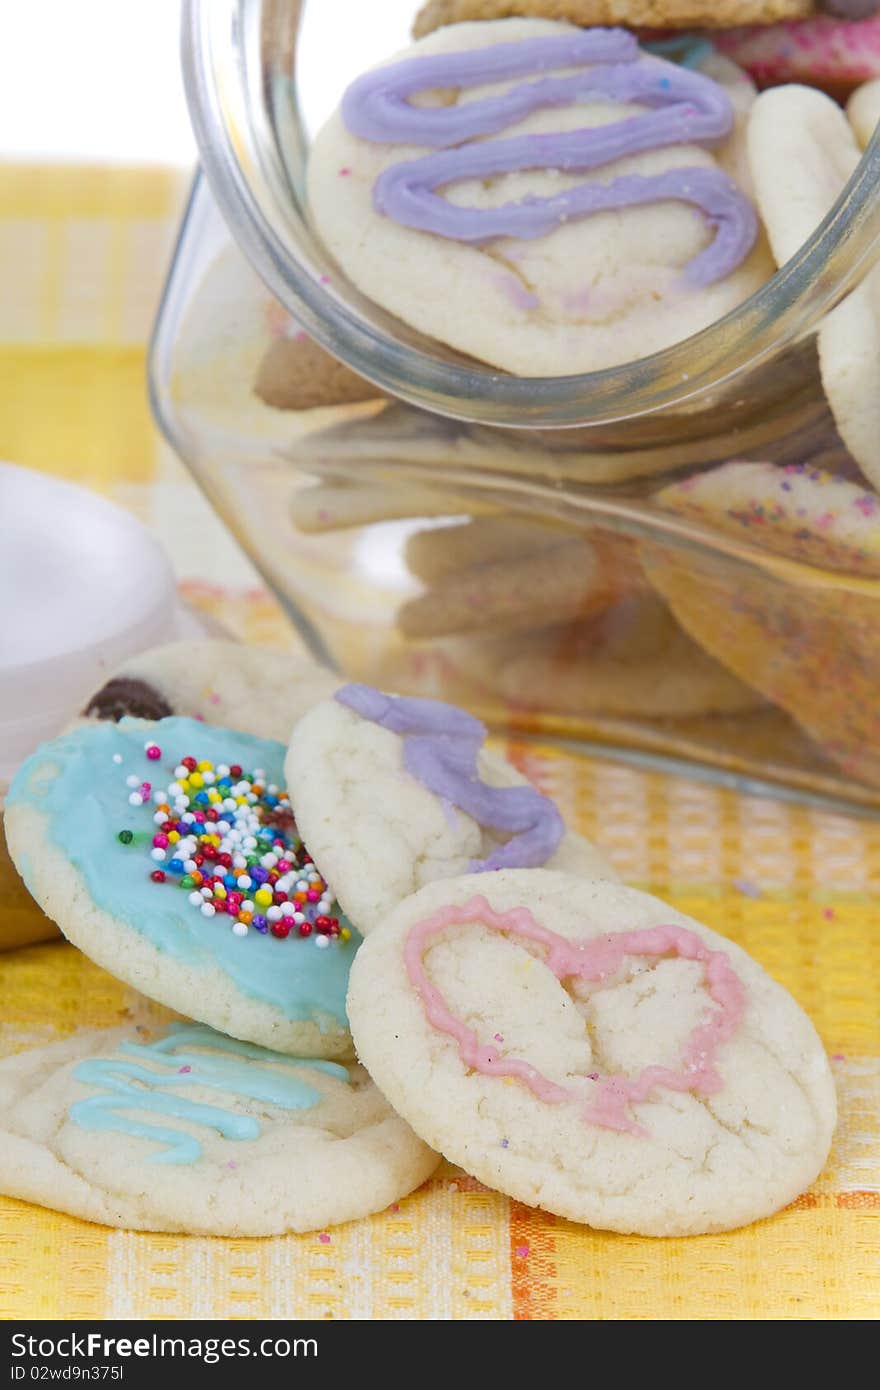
[398,536,617,637]
[254,334,383,411]
[412,1,813,38]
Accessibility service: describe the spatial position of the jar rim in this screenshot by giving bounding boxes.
[182,0,880,429]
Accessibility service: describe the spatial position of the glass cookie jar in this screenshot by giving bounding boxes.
[151,0,880,811]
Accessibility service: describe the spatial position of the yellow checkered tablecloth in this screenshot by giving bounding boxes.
[0,162,878,1321]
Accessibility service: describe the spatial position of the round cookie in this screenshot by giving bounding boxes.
[643,460,880,784]
[847,75,880,145]
[5,717,360,1057]
[0,1021,438,1235]
[413,3,814,36]
[716,12,880,98]
[746,86,880,484]
[285,686,616,937]
[81,640,340,745]
[308,19,771,377]
[347,870,836,1237]
[746,83,861,268]
[254,329,383,412]
[497,597,765,717]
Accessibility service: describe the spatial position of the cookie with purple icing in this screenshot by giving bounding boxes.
[642,460,880,785]
[284,684,616,938]
[307,18,772,376]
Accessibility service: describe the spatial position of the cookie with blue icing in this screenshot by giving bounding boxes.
[285,685,616,937]
[5,716,361,1057]
[0,1022,439,1234]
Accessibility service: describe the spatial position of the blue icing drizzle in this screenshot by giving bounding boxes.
[643,36,716,70]
[8,717,361,1027]
[70,1023,350,1164]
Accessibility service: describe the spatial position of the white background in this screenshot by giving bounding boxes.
[0,0,418,163]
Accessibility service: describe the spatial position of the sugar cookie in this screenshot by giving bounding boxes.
[498,598,765,716]
[0,1022,438,1235]
[847,75,880,144]
[5,718,360,1057]
[644,461,880,783]
[413,3,813,37]
[346,870,836,1236]
[285,687,615,937]
[717,12,880,98]
[308,20,771,376]
[746,86,880,483]
[81,641,340,746]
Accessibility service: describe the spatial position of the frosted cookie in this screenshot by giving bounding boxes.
[847,75,880,145]
[308,20,771,376]
[717,10,880,99]
[286,686,615,937]
[644,461,880,783]
[747,86,880,484]
[5,717,360,1057]
[0,1022,438,1235]
[413,3,813,36]
[498,597,764,716]
[81,640,340,746]
[347,870,835,1236]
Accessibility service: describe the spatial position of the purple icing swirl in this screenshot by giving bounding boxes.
[340,29,758,287]
[334,683,565,873]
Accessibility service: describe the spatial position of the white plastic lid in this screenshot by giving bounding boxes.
[0,462,179,783]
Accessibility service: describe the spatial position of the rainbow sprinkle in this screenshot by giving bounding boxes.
[115,740,346,945]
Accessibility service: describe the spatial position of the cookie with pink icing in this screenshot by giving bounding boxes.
[642,460,880,785]
[285,685,615,937]
[347,870,836,1236]
[307,18,772,376]
[715,8,880,98]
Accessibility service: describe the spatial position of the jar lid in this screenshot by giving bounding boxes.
[0,462,179,782]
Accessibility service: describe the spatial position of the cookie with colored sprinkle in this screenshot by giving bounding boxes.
[285,686,616,937]
[716,10,880,101]
[0,1021,438,1234]
[347,870,836,1236]
[81,640,340,745]
[5,717,360,1056]
[643,461,880,784]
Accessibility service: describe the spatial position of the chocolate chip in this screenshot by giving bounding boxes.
[84,677,173,722]
[819,0,880,18]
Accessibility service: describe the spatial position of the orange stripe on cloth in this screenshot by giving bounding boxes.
[510,1204,558,1320]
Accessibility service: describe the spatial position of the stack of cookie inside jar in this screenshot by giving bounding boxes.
[0,640,835,1237]
[157,0,880,813]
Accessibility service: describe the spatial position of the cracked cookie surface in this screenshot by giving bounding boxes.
[0,1024,439,1235]
[347,870,836,1235]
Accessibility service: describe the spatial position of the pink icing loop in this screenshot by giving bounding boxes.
[403,895,747,1138]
